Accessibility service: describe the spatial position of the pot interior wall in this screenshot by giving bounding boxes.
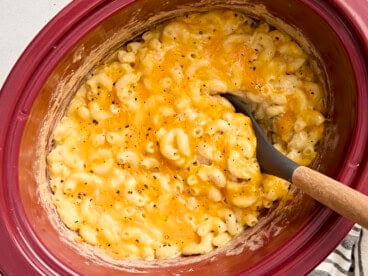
[18,0,356,274]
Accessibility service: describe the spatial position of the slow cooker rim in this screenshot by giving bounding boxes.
[0,0,367,275]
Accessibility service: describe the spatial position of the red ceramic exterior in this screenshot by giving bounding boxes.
[0,0,367,275]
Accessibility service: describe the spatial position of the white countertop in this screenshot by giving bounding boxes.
[0,0,71,88]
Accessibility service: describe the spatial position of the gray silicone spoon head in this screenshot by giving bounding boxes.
[221,93,299,181]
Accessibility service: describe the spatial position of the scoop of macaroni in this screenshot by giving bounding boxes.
[47,10,325,260]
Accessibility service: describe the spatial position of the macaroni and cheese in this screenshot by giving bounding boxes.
[47,10,325,260]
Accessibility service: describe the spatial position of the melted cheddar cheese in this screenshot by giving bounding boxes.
[47,10,325,260]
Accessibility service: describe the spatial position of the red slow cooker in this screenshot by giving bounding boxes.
[0,0,367,275]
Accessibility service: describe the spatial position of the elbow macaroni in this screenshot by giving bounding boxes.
[47,10,326,260]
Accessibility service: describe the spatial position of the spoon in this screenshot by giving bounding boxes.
[221,93,368,229]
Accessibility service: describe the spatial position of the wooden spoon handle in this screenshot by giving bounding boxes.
[292,166,368,229]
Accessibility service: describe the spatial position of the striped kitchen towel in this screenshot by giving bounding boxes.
[310,225,367,276]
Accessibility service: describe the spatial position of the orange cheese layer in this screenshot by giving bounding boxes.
[47,10,325,260]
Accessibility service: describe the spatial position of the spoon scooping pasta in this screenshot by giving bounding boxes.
[222,93,368,229]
